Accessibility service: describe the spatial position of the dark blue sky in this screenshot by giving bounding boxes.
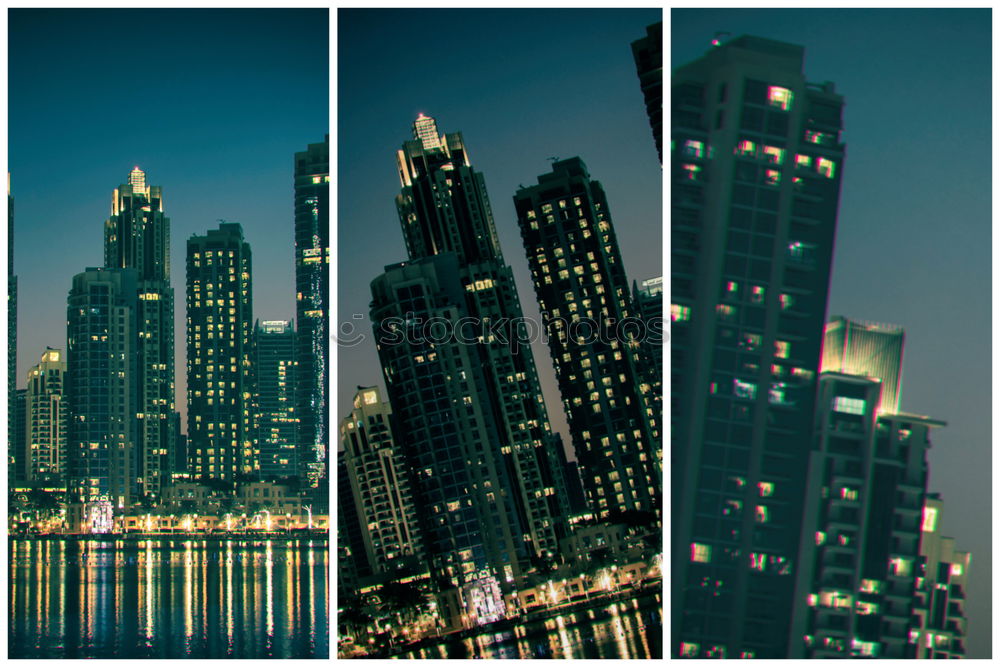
[673,8,991,657]
[337,8,663,449]
[8,8,328,426]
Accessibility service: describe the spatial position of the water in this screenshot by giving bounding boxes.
[394,591,662,659]
[9,538,329,659]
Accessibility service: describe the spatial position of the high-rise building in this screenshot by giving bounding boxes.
[294,137,330,485]
[255,320,298,479]
[103,167,175,501]
[632,21,663,162]
[671,36,846,657]
[339,386,422,577]
[392,114,571,560]
[790,371,942,657]
[24,347,67,484]
[8,175,17,483]
[912,494,970,658]
[67,267,139,515]
[186,223,254,481]
[371,254,529,625]
[634,275,664,452]
[514,158,660,520]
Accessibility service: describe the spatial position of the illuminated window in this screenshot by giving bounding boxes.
[680,642,700,658]
[775,340,790,359]
[691,543,711,563]
[682,139,705,159]
[832,396,865,415]
[779,293,794,310]
[758,481,774,497]
[815,531,826,545]
[817,157,836,179]
[764,169,780,186]
[754,505,769,523]
[735,139,756,157]
[751,285,765,304]
[749,553,766,571]
[787,240,816,265]
[734,378,757,400]
[740,333,761,351]
[920,506,938,532]
[768,86,793,110]
[804,129,833,145]
[715,303,736,321]
[859,579,882,594]
[761,145,785,165]
[889,557,912,577]
[951,563,964,576]
[671,304,691,322]
[681,163,701,181]
[840,487,859,502]
[795,154,812,168]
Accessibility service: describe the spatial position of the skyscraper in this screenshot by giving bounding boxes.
[103,167,175,501]
[255,320,298,479]
[8,175,17,484]
[67,267,139,517]
[371,254,531,625]
[186,223,254,481]
[339,386,422,577]
[392,114,571,559]
[294,137,330,485]
[24,347,67,484]
[671,36,846,657]
[632,21,663,162]
[514,158,660,520]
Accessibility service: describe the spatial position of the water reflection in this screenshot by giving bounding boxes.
[395,593,662,659]
[9,538,329,659]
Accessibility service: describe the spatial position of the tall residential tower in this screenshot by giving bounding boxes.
[671,36,846,657]
[294,138,330,484]
[186,223,254,481]
[103,167,175,501]
[514,158,661,520]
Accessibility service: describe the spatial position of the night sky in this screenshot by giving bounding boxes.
[337,8,664,455]
[673,9,991,657]
[8,8,328,427]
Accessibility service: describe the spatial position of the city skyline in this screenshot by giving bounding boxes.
[337,9,663,457]
[8,9,329,431]
[672,8,990,658]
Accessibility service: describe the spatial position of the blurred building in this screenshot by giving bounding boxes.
[24,348,67,484]
[255,320,298,479]
[631,21,663,161]
[671,35,846,658]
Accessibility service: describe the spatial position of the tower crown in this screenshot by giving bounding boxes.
[412,113,443,151]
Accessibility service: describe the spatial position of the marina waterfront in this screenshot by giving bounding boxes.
[387,590,662,659]
[9,538,329,659]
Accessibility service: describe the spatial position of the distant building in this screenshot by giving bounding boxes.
[24,348,67,484]
[514,157,660,520]
[671,35,846,658]
[186,223,254,481]
[632,21,663,161]
[912,494,970,658]
[634,276,664,448]
[13,388,26,482]
[340,386,422,577]
[294,137,330,485]
[8,176,17,485]
[67,267,139,512]
[255,320,298,479]
[104,167,176,502]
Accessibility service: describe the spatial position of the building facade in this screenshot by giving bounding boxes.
[186,223,255,481]
[370,254,528,625]
[514,158,660,520]
[790,371,941,658]
[294,137,330,485]
[8,177,17,484]
[24,348,67,484]
[392,114,571,562]
[671,36,846,657]
[912,494,970,658]
[255,320,298,479]
[103,167,176,501]
[66,267,139,515]
[339,386,422,578]
[632,21,663,162]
